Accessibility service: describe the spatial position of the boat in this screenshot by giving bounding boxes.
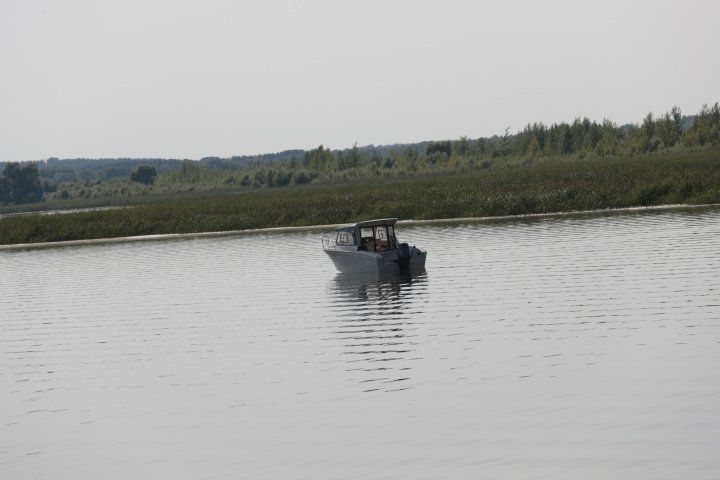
[322,218,427,273]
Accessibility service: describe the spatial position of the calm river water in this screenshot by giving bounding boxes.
[1,208,719,479]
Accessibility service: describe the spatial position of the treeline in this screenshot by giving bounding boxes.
[1,102,718,205]
[0,163,50,204]
[3,151,719,244]
[215,103,720,188]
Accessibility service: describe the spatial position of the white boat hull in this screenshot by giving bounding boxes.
[324,248,426,273]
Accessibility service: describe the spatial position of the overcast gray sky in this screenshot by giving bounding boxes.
[1,0,718,162]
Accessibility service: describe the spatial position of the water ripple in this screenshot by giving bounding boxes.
[1,208,719,478]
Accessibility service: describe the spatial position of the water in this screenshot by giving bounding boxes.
[0,205,128,219]
[1,208,719,479]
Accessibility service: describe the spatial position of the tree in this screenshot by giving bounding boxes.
[457,136,470,156]
[657,112,679,148]
[303,146,336,172]
[684,103,720,147]
[130,165,158,185]
[597,119,621,155]
[426,140,451,157]
[179,160,200,182]
[526,136,542,158]
[640,112,658,152]
[349,142,361,169]
[671,106,683,139]
[2,162,43,204]
[0,175,11,203]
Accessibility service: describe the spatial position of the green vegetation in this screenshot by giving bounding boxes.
[0,162,44,204]
[1,151,718,245]
[0,103,718,211]
[0,103,719,244]
[130,165,158,185]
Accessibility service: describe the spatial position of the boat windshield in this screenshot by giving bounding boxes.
[359,227,374,251]
[335,231,356,246]
[355,224,397,252]
[373,225,390,252]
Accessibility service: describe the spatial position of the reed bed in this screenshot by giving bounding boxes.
[1,152,718,245]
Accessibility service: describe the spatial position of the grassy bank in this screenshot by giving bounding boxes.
[1,152,719,245]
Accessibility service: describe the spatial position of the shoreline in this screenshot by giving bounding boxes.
[2,202,718,252]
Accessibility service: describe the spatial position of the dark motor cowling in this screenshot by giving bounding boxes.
[397,242,412,270]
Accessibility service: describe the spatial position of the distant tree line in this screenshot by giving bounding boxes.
[225,103,719,188]
[1,102,718,204]
[0,163,45,205]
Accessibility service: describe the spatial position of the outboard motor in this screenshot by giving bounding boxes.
[397,242,412,271]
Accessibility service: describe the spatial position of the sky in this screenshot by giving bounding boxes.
[1,0,719,162]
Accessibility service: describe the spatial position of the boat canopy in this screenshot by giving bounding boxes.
[334,218,398,232]
[354,218,398,228]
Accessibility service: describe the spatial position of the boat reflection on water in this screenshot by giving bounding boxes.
[324,270,429,392]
